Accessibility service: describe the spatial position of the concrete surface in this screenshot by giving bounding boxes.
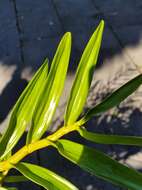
[0,0,142,189]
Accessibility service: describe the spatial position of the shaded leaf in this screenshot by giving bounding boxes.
[78,127,142,146]
[0,60,48,160]
[57,139,142,190]
[64,20,104,125]
[4,175,28,183]
[79,73,142,124]
[15,162,78,190]
[27,32,71,143]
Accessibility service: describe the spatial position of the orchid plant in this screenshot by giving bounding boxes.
[0,20,142,190]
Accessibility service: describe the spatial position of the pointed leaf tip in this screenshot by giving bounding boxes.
[64,21,104,125]
[79,73,142,124]
[27,32,71,143]
[65,32,72,38]
[100,20,105,28]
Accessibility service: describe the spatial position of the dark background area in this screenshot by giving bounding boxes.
[1,1,142,189]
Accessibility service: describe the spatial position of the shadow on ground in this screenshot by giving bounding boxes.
[5,107,142,190]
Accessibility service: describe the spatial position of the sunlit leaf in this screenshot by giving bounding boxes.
[78,127,142,146]
[3,151,11,161]
[79,73,142,124]
[64,20,104,126]
[0,60,48,160]
[27,32,71,143]
[15,162,78,190]
[57,139,142,190]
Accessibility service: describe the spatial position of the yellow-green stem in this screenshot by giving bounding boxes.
[0,123,79,173]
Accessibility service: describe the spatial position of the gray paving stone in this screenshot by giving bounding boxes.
[0,0,21,66]
[93,0,142,72]
[52,0,100,46]
[114,26,142,46]
[0,0,24,129]
[53,0,99,28]
[113,26,142,70]
[15,0,63,41]
[52,0,126,72]
[94,0,142,27]
[22,36,61,71]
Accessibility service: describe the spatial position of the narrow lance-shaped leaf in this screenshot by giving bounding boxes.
[0,60,48,160]
[15,162,78,190]
[27,32,71,143]
[64,20,104,126]
[56,139,142,190]
[79,73,142,125]
[78,127,142,146]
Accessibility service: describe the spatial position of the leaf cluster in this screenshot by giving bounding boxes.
[0,20,142,190]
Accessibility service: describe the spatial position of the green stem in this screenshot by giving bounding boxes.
[0,123,80,173]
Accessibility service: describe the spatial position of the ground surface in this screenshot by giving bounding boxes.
[0,1,142,189]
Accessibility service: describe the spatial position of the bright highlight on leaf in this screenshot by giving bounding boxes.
[27,32,71,143]
[0,60,48,160]
[64,20,104,126]
[15,162,78,190]
[56,139,142,190]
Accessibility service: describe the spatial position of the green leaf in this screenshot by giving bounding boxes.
[15,162,78,190]
[0,188,17,190]
[3,151,11,161]
[27,32,71,143]
[4,175,28,183]
[0,60,48,160]
[64,20,104,126]
[78,127,142,146]
[79,73,142,124]
[56,139,142,190]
